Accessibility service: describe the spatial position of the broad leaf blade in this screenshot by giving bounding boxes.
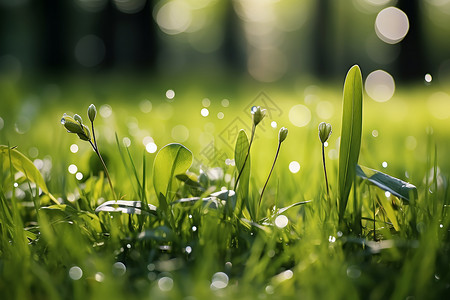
[153,143,193,212]
[338,65,363,220]
[356,164,417,202]
[234,130,250,215]
[0,145,59,204]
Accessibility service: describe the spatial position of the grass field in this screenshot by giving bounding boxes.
[1,72,449,299]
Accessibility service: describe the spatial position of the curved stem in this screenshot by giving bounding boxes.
[259,141,281,206]
[89,140,117,200]
[234,124,255,191]
[322,143,329,198]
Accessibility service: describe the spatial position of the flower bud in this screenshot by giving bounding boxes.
[318,122,332,144]
[61,113,91,141]
[252,106,266,126]
[74,114,83,125]
[77,124,91,141]
[88,104,97,122]
[61,114,83,134]
[278,127,288,143]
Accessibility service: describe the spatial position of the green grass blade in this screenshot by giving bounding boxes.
[234,130,250,216]
[153,143,193,212]
[0,145,59,204]
[357,165,417,202]
[338,65,363,221]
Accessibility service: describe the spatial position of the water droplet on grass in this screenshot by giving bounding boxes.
[70,144,79,153]
[289,161,300,173]
[202,98,211,107]
[69,266,83,280]
[68,164,77,174]
[211,272,229,290]
[112,262,126,276]
[166,89,175,100]
[146,142,157,153]
[158,277,174,292]
[275,215,288,228]
[95,272,105,282]
[201,108,209,117]
[76,172,83,180]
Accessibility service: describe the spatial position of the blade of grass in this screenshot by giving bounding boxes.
[338,65,363,222]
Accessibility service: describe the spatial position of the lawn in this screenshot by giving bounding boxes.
[1,70,449,300]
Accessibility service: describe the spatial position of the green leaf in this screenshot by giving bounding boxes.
[153,143,193,212]
[0,145,59,204]
[95,200,157,215]
[376,190,400,231]
[356,165,417,202]
[234,130,250,215]
[338,65,363,221]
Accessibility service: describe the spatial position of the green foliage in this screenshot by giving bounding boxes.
[1,75,450,300]
[338,65,363,221]
[234,130,251,217]
[153,143,193,213]
[0,145,58,204]
[356,164,417,202]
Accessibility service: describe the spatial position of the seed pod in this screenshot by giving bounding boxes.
[88,104,97,122]
[252,106,266,126]
[318,122,332,144]
[278,127,288,143]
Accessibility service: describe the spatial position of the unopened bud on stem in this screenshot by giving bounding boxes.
[88,104,97,122]
[252,106,266,126]
[278,127,288,143]
[318,122,332,144]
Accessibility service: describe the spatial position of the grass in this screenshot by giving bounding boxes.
[1,72,450,299]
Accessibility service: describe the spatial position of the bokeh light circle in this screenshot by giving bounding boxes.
[365,70,395,102]
[375,7,409,44]
[289,105,311,127]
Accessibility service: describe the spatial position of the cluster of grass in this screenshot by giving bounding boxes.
[1,68,449,300]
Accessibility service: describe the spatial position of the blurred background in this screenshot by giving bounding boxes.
[1,0,450,84]
[1,0,450,200]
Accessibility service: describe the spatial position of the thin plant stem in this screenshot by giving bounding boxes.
[234,123,255,191]
[321,143,330,198]
[89,140,117,200]
[259,141,281,205]
[90,120,98,150]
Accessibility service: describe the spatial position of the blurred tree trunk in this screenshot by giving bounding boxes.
[222,1,245,73]
[396,0,427,81]
[41,0,69,72]
[312,0,331,79]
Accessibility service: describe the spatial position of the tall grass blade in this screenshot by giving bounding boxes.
[338,65,363,221]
